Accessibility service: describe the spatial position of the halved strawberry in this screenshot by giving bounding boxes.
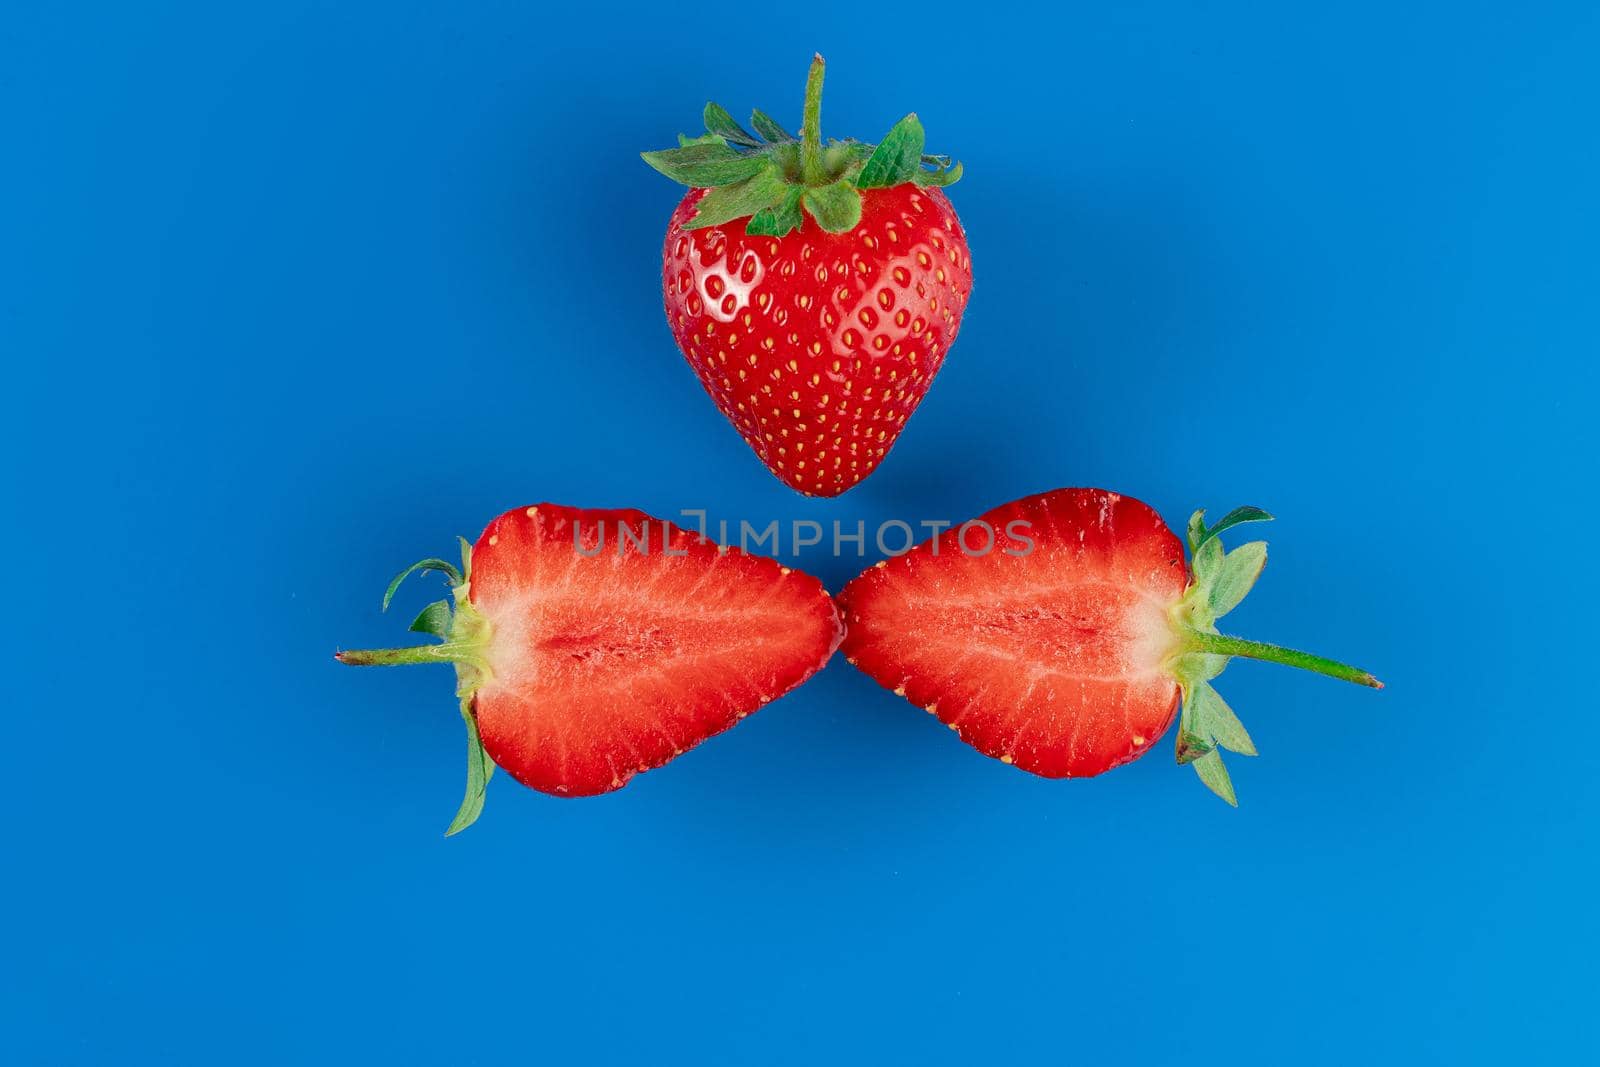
[835,488,1381,804]
[338,503,844,832]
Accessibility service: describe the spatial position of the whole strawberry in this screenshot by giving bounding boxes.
[643,55,973,496]
[836,488,1382,804]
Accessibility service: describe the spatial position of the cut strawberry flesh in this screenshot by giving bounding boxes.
[469,504,843,796]
[837,489,1189,778]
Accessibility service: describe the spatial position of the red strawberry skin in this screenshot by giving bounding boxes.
[836,489,1190,778]
[467,503,844,796]
[661,183,973,496]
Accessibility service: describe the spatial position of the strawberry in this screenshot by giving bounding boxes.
[643,55,973,496]
[337,503,844,833]
[835,488,1381,804]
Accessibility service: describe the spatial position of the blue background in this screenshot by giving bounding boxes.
[5,2,1596,1063]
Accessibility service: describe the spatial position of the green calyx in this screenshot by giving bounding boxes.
[1164,507,1384,807]
[335,537,497,836]
[640,54,963,238]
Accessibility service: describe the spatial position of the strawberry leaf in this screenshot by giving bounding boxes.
[684,166,788,229]
[1207,541,1268,619]
[1195,506,1273,551]
[1176,728,1212,764]
[408,599,453,638]
[383,558,463,611]
[640,143,768,187]
[1191,749,1238,806]
[703,102,760,147]
[750,108,794,143]
[802,181,862,233]
[1175,685,1210,764]
[1186,509,1207,554]
[1191,533,1225,587]
[445,695,494,836]
[1191,681,1256,756]
[747,187,804,237]
[645,60,964,234]
[914,161,963,187]
[1177,651,1230,682]
[857,114,925,189]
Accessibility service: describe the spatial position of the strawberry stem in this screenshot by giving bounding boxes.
[1187,631,1383,689]
[800,54,826,185]
[336,644,473,667]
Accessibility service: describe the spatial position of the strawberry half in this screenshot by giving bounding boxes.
[835,488,1381,804]
[643,55,973,497]
[337,503,844,833]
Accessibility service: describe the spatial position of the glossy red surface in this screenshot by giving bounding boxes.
[661,184,973,495]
